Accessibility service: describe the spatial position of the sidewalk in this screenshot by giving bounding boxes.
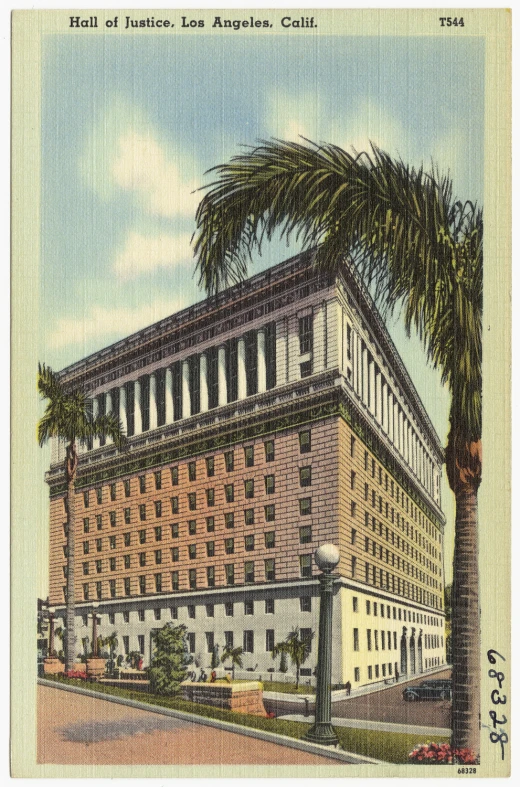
[277,714,451,738]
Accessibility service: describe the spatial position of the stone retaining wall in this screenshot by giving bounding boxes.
[181,681,267,716]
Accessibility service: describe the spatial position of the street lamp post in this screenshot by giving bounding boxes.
[48,606,55,657]
[303,544,340,747]
[91,603,99,657]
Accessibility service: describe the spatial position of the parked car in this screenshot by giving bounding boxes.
[402,679,452,701]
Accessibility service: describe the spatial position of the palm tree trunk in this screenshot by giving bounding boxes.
[65,443,78,672]
[451,484,480,754]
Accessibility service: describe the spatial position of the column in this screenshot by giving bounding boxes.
[237,337,247,399]
[352,330,358,393]
[182,360,191,418]
[217,345,227,406]
[257,329,266,394]
[382,381,388,433]
[357,336,363,396]
[313,303,326,373]
[362,346,369,406]
[134,379,142,435]
[394,401,399,450]
[92,397,100,449]
[375,370,382,425]
[165,367,174,424]
[149,373,157,430]
[199,353,209,412]
[369,358,376,415]
[105,391,113,444]
[275,319,288,385]
[119,385,127,434]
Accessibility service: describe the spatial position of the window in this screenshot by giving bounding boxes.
[205,540,215,557]
[224,630,234,648]
[83,541,90,555]
[264,531,275,549]
[374,631,379,650]
[95,560,102,574]
[266,629,275,652]
[353,628,359,651]
[139,475,146,494]
[108,612,116,625]
[83,583,89,601]
[82,562,89,576]
[155,525,162,541]
[205,631,215,653]
[96,581,102,599]
[301,628,313,653]
[299,525,312,544]
[109,535,116,550]
[244,446,254,467]
[264,440,274,462]
[300,596,311,612]
[206,488,215,507]
[188,493,197,511]
[264,504,275,522]
[243,630,254,653]
[124,508,131,524]
[188,544,197,559]
[206,516,215,532]
[225,512,235,529]
[188,461,197,481]
[244,561,255,583]
[170,606,178,619]
[109,511,116,527]
[300,466,311,487]
[170,466,179,485]
[244,479,254,499]
[96,487,102,504]
[265,598,274,614]
[124,554,131,569]
[225,538,234,555]
[154,501,162,518]
[110,557,116,571]
[299,314,313,354]
[188,519,197,535]
[206,456,215,477]
[139,529,146,544]
[264,475,275,495]
[353,596,359,612]
[122,532,130,548]
[154,470,162,490]
[187,633,195,654]
[225,484,234,503]
[245,534,255,552]
[224,451,234,472]
[171,547,179,562]
[169,523,178,540]
[225,564,235,586]
[83,518,90,533]
[124,479,131,497]
[110,483,116,501]
[139,504,146,521]
[264,559,275,581]
[300,361,312,378]
[351,501,357,517]
[299,431,311,453]
[300,554,312,578]
[109,580,116,598]
[299,498,312,516]
[96,514,103,530]
[139,552,146,567]
[244,508,255,526]
[171,571,179,591]
[154,574,162,592]
[225,602,234,617]
[189,569,197,589]
[244,599,254,615]
[206,566,215,587]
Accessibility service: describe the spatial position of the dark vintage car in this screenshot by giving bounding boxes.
[402,679,452,701]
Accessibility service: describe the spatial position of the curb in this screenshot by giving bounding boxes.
[38,679,384,765]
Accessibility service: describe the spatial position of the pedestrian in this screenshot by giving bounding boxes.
[345,680,351,696]
[395,667,399,683]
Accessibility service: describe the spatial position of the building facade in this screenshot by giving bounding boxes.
[46,251,447,686]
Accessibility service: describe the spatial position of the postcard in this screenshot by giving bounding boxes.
[11,7,511,778]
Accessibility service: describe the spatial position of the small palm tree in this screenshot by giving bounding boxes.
[37,363,126,671]
[221,645,243,680]
[103,632,119,675]
[272,628,314,689]
[193,139,482,753]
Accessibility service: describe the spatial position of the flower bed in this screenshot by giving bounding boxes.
[409,742,478,764]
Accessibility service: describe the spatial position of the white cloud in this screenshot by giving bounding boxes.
[112,131,199,219]
[113,231,193,280]
[48,297,190,351]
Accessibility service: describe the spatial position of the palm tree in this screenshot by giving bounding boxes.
[193,139,482,754]
[37,363,126,671]
[221,645,243,680]
[272,628,314,690]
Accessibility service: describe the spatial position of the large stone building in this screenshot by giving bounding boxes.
[46,251,447,686]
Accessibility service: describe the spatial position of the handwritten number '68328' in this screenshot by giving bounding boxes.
[487,650,507,760]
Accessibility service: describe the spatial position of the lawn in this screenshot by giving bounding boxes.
[262,680,316,695]
[42,675,449,764]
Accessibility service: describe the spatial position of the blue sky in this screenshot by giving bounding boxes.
[40,30,485,583]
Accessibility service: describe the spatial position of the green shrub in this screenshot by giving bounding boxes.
[146,623,192,695]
